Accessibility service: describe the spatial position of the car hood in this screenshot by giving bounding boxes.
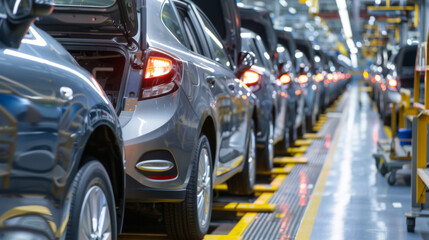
[36,0,138,41]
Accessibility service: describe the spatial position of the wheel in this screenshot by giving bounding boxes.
[66,160,117,240]
[378,160,388,176]
[256,117,274,172]
[305,113,315,132]
[227,120,256,195]
[386,171,396,185]
[164,135,213,240]
[275,126,290,155]
[407,217,415,232]
[297,116,306,139]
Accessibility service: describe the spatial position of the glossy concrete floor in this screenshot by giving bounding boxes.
[309,83,429,240]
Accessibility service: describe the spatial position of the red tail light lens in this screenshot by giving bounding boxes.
[315,73,324,82]
[140,49,182,100]
[298,74,309,84]
[333,73,338,82]
[242,70,260,87]
[375,74,381,82]
[279,74,291,84]
[145,57,172,78]
[327,73,333,82]
[295,89,302,95]
[388,78,398,88]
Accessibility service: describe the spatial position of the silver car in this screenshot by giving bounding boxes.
[38,0,258,239]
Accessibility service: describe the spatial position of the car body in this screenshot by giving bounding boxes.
[240,28,288,170]
[294,39,321,131]
[378,45,417,124]
[0,12,125,240]
[238,6,293,158]
[275,29,306,143]
[38,0,257,238]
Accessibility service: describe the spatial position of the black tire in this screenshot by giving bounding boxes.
[66,160,117,240]
[164,135,213,240]
[227,120,256,195]
[257,116,274,173]
[407,217,415,232]
[275,126,290,155]
[297,116,306,139]
[379,162,388,176]
[305,114,315,132]
[386,171,396,185]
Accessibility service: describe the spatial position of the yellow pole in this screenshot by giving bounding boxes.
[425,31,429,110]
[416,115,428,203]
[386,0,390,7]
[391,102,397,135]
[414,70,420,104]
[415,3,419,28]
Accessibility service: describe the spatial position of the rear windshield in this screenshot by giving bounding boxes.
[54,0,115,7]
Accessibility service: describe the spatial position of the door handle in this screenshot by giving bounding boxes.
[206,76,216,86]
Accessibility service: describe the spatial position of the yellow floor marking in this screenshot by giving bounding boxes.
[304,133,323,139]
[276,213,286,218]
[294,139,312,146]
[269,164,294,175]
[214,184,228,191]
[274,156,308,164]
[384,126,392,139]
[287,146,307,154]
[254,175,286,192]
[295,96,347,240]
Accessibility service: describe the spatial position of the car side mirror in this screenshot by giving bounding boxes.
[1,0,54,48]
[235,52,255,78]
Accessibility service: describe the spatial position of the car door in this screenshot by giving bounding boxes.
[253,36,286,142]
[173,1,236,165]
[196,9,248,162]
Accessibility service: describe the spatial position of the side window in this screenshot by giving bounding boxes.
[175,4,204,55]
[161,1,186,46]
[198,11,232,69]
[241,37,263,67]
[254,36,275,72]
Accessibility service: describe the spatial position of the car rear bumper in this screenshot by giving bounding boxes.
[122,89,199,202]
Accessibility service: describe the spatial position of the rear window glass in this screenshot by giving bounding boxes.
[161,1,186,46]
[403,48,417,67]
[54,0,115,7]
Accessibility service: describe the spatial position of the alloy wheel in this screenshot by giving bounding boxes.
[197,147,211,230]
[79,185,111,240]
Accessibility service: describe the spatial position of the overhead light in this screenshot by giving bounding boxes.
[279,0,288,7]
[336,0,356,55]
[289,7,297,14]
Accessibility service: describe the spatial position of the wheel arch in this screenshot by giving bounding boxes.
[79,124,124,232]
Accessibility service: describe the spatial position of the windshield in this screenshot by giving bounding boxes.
[54,0,115,7]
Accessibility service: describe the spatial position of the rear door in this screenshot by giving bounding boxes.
[195,9,248,162]
[172,1,236,165]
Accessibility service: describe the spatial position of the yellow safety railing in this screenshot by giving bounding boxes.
[414,35,428,204]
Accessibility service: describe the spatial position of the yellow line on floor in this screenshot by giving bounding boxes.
[295,98,347,240]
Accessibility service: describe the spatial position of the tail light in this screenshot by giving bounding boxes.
[295,89,302,95]
[298,74,309,84]
[388,78,398,88]
[381,83,386,91]
[140,49,182,100]
[374,74,381,82]
[333,73,338,82]
[327,73,333,83]
[315,73,324,82]
[242,70,260,87]
[279,74,291,84]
